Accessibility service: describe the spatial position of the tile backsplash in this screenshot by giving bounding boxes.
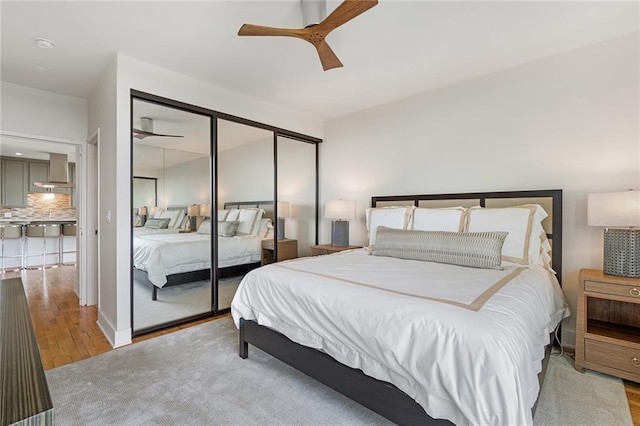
[0,193,76,219]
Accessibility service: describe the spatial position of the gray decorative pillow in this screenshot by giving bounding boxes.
[144,218,171,229]
[371,227,507,270]
[217,220,239,237]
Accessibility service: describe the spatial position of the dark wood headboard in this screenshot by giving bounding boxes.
[371,189,563,285]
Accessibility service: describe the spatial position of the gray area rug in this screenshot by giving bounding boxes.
[47,318,632,425]
[133,277,240,330]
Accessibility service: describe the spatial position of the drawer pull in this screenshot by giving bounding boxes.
[630,288,640,297]
[632,358,640,367]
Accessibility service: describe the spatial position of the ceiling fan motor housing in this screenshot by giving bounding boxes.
[301,0,327,28]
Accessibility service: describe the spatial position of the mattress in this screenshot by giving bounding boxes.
[133,233,263,287]
[231,249,568,425]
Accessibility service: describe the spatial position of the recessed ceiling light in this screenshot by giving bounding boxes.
[35,37,55,50]
[15,152,22,156]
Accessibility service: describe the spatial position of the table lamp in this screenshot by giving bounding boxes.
[325,200,356,247]
[276,201,289,240]
[199,203,211,218]
[588,190,640,278]
[138,206,147,226]
[187,204,200,231]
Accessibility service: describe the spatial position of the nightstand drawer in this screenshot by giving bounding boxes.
[585,339,640,375]
[585,280,640,301]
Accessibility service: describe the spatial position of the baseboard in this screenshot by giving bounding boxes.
[97,310,132,348]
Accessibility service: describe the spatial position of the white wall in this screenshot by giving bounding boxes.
[162,156,211,207]
[89,54,324,346]
[1,81,88,141]
[218,139,273,204]
[87,58,121,346]
[321,33,640,348]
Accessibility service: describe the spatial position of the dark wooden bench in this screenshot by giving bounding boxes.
[0,277,54,425]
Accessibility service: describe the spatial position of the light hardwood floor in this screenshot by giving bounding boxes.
[6,265,640,423]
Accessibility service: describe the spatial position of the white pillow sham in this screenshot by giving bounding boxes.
[197,219,211,234]
[218,210,229,221]
[225,209,240,221]
[409,207,466,232]
[365,206,414,246]
[237,208,264,235]
[466,204,548,266]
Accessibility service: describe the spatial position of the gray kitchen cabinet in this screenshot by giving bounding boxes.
[1,159,29,207]
[29,161,50,193]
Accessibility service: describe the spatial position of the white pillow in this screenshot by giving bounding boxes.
[171,209,186,229]
[237,208,264,235]
[365,206,414,246]
[225,209,240,221]
[409,207,466,232]
[197,219,211,234]
[466,204,547,266]
[255,218,273,238]
[159,209,181,228]
[218,210,229,221]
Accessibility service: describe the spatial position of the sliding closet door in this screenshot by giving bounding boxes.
[131,98,212,333]
[215,119,274,311]
[276,135,318,257]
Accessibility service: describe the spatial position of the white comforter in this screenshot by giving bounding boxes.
[133,233,263,287]
[231,249,568,425]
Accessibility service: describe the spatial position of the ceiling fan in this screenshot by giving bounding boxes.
[133,117,184,140]
[238,0,378,71]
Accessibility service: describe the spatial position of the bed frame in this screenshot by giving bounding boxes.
[238,189,563,425]
[136,201,274,301]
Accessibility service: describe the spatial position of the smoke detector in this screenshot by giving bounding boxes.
[35,37,55,50]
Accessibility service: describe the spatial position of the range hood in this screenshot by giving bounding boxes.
[33,153,75,189]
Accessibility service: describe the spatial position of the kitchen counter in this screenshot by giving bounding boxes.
[0,218,76,224]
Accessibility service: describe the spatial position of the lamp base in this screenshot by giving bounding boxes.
[331,220,349,247]
[603,228,640,278]
[277,217,285,240]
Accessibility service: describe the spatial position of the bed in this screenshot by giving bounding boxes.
[133,201,274,300]
[231,189,568,425]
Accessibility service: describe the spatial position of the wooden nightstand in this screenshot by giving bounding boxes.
[310,244,362,256]
[261,239,298,265]
[575,268,640,382]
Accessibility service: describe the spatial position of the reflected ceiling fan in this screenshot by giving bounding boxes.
[238,0,378,71]
[133,117,184,140]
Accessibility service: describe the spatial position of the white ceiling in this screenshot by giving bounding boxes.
[1,1,638,120]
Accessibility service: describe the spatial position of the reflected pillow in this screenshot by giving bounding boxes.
[217,220,239,237]
[197,220,212,234]
[371,227,507,270]
[144,218,170,229]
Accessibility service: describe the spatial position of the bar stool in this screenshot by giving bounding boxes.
[25,224,61,269]
[1,224,24,273]
[61,223,77,266]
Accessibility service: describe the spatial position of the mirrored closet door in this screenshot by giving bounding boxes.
[215,119,274,311]
[131,98,212,333]
[276,135,318,259]
[131,91,321,336]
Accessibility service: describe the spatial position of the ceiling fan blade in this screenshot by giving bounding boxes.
[133,129,183,139]
[314,41,343,71]
[319,0,378,34]
[238,23,307,39]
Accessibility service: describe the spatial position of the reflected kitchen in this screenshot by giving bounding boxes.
[0,152,77,271]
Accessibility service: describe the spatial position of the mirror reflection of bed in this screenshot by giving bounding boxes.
[132,98,213,332]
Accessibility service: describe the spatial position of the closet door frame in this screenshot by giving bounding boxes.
[130,90,321,335]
